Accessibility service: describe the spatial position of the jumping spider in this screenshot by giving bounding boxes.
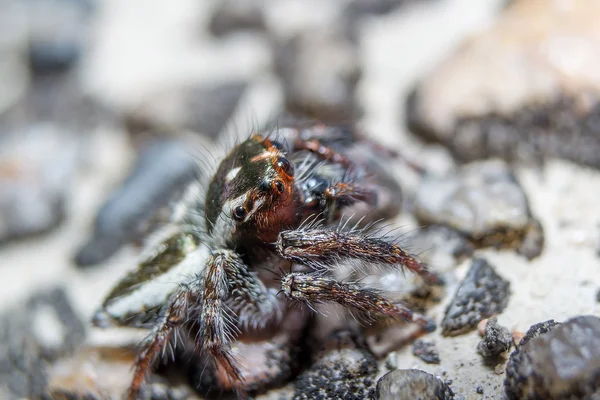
[92,124,438,399]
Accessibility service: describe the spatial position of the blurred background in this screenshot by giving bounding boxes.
[1,0,599,399]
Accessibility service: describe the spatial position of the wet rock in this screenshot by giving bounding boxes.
[376,369,454,400]
[505,315,600,400]
[293,330,378,400]
[412,340,440,364]
[125,81,247,139]
[0,287,86,398]
[75,139,197,266]
[209,0,265,37]
[414,159,544,259]
[0,128,80,244]
[441,258,511,336]
[274,26,361,123]
[406,0,600,169]
[477,317,512,360]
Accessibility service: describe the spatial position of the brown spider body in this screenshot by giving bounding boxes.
[93,124,436,399]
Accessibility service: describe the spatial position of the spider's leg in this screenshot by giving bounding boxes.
[292,137,354,169]
[225,258,284,332]
[280,272,435,332]
[191,255,304,394]
[200,250,243,391]
[128,288,196,400]
[276,228,441,285]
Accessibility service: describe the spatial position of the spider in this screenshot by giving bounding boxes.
[92,123,438,399]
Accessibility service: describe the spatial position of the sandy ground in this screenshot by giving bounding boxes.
[1,0,599,399]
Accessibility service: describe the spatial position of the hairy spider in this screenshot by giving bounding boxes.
[92,123,438,399]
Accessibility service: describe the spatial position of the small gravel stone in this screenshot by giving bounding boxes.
[477,317,512,359]
[505,316,600,399]
[274,26,361,123]
[209,0,265,37]
[412,340,441,364]
[0,287,85,398]
[414,159,544,259]
[0,128,80,244]
[376,369,454,400]
[441,258,511,336]
[293,330,378,400]
[125,81,248,139]
[476,385,484,394]
[26,0,95,76]
[75,139,197,266]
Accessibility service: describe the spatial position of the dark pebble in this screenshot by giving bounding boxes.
[75,139,197,266]
[477,317,512,360]
[274,27,361,123]
[505,316,600,399]
[209,0,265,37]
[0,287,86,398]
[412,340,441,364]
[476,385,484,394]
[293,330,378,400]
[26,0,95,76]
[0,128,80,244]
[414,159,544,260]
[125,81,247,139]
[441,258,511,336]
[376,369,454,400]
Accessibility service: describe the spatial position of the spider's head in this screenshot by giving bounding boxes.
[205,134,299,244]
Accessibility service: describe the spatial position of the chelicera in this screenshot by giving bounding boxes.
[93,124,438,399]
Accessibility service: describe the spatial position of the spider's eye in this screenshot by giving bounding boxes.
[276,157,294,177]
[233,206,247,221]
[274,179,285,194]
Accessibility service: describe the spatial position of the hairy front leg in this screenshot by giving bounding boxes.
[280,272,435,332]
[200,250,243,392]
[276,228,441,285]
[194,256,307,395]
[128,288,196,400]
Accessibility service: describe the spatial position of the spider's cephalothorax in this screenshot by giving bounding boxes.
[204,135,301,246]
[93,125,438,399]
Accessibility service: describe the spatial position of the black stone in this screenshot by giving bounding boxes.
[412,340,441,364]
[477,317,512,359]
[376,369,454,400]
[441,258,511,336]
[75,139,197,267]
[293,330,378,400]
[505,316,600,399]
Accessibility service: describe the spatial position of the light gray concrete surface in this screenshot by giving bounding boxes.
[1,0,599,399]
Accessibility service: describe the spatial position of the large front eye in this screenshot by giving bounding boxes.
[277,157,294,177]
[233,206,247,221]
[274,179,285,194]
